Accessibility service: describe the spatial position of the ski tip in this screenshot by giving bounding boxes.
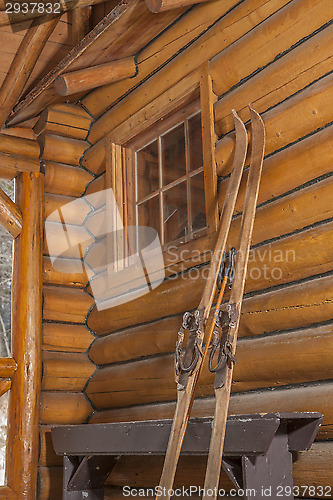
[248,104,264,124]
[232,109,246,135]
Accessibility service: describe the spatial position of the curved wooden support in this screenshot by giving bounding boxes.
[0,188,23,238]
[55,57,137,96]
[145,0,210,13]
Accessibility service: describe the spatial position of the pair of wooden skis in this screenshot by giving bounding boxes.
[157,105,265,499]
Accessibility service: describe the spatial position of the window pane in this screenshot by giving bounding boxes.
[138,195,160,238]
[188,113,203,172]
[190,172,206,233]
[162,124,186,186]
[163,182,188,244]
[136,141,159,201]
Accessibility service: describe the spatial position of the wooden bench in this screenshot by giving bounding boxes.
[52,412,322,500]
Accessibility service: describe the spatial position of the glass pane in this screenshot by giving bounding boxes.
[162,124,186,186]
[163,182,188,244]
[188,113,203,172]
[190,172,206,233]
[138,195,161,238]
[136,141,159,201]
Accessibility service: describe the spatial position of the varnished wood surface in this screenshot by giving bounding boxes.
[6,172,43,499]
[43,285,94,323]
[42,322,94,352]
[34,103,92,140]
[40,391,93,424]
[42,351,95,391]
[0,187,22,238]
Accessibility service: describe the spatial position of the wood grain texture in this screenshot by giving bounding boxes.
[6,172,43,499]
[40,391,93,424]
[8,0,187,125]
[215,72,333,175]
[43,286,94,323]
[0,14,59,129]
[44,162,93,197]
[0,358,17,378]
[44,192,91,224]
[34,103,92,140]
[55,56,137,96]
[43,256,88,288]
[83,0,290,120]
[0,187,22,238]
[90,382,333,440]
[213,23,333,135]
[42,322,94,353]
[42,351,95,391]
[71,6,91,46]
[86,325,333,408]
[0,152,40,180]
[38,134,88,166]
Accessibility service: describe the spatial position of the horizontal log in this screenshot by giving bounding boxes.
[42,322,94,353]
[55,57,137,96]
[40,391,93,424]
[218,125,333,213]
[43,286,94,323]
[38,134,89,166]
[43,256,88,288]
[44,162,93,197]
[42,352,95,391]
[86,324,333,408]
[39,426,62,467]
[213,23,333,136]
[87,217,333,306]
[87,224,333,334]
[0,357,17,378]
[0,187,22,238]
[37,466,62,500]
[81,142,105,176]
[145,0,209,12]
[0,133,39,158]
[90,381,333,439]
[215,72,333,174]
[104,441,333,496]
[84,173,106,197]
[44,221,94,259]
[44,193,91,224]
[211,0,333,99]
[86,0,291,141]
[0,152,40,180]
[34,104,92,140]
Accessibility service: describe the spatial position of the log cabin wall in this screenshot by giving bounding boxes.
[32,0,333,497]
[34,103,97,499]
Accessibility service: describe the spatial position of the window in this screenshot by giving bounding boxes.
[135,111,206,246]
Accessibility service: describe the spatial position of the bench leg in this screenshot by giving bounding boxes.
[242,426,294,500]
[63,455,117,499]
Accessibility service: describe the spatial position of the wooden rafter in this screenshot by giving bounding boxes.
[0,14,59,130]
[71,6,92,46]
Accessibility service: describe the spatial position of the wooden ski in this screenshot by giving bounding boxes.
[157,110,248,500]
[202,105,266,499]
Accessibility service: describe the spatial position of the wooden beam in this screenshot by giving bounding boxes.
[6,172,44,499]
[0,15,59,129]
[145,0,210,13]
[0,358,17,378]
[42,352,95,391]
[38,134,89,166]
[71,6,92,46]
[0,486,17,500]
[0,0,112,26]
[0,153,40,180]
[0,188,23,238]
[40,392,93,425]
[44,162,93,197]
[43,286,94,323]
[55,57,137,96]
[0,380,11,398]
[42,323,94,353]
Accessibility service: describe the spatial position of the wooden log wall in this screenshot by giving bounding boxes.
[35,103,96,499]
[45,0,333,496]
[33,0,333,496]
